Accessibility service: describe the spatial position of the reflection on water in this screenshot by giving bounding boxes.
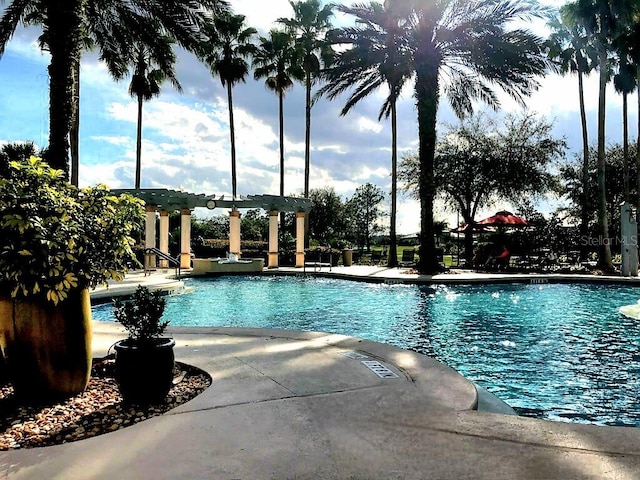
[93,277,640,427]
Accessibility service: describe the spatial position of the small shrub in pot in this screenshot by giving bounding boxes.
[113,286,175,404]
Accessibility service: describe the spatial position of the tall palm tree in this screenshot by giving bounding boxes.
[320,2,411,268]
[614,56,636,202]
[201,13,257,199]
[126,40,181,189]
[616,2,640,221]
[568,0,623,272]
[385,0,549,273]
[631,8,640,222]
[609,1,639,204]
[546,6,596,260]
[277,0,334,200]
[253,30,303,231]
[0,0,228,175]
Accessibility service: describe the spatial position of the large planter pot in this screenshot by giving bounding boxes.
[114,338,175,404]
[342,249,353,267]
[0,288,93,402]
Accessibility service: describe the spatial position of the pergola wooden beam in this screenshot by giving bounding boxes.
[111,189,312,212]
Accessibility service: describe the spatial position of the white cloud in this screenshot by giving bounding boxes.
[499,72,604,117]
[354,165,389,181]
[316,144,348,154]
[357,117,384,134]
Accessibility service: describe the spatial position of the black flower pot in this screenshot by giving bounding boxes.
[114,338,175,404]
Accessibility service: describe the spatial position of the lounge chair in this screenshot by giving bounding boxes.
[399,249,416,267]
[370,250,383,265]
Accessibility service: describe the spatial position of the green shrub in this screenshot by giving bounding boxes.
[112,286,169,342]
[0,157,144,304]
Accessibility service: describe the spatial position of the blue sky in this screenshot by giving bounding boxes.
[0,0,637,234]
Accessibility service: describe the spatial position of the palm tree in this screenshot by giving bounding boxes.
[277,0,334,201]
[0,0,228,175]
[126,40,181,189]
[546,6,596,260]
[608,1,638,204]
[379,0,549,273]
[0,141,39,178]
[20,10,92,185]
[615,2,640,220]
[568,0,624,272]
[614,55,636,202]
[631,8,640,222]
[253,30,303,231]
[201,13,257,198]
[320,2,411,268]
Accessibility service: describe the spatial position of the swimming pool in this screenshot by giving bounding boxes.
[92,276,640,427]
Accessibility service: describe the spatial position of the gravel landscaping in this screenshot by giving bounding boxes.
[0,358,212,450]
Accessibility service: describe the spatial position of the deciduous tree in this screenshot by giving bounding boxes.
[346,183,385,253]
[399,112,565,262]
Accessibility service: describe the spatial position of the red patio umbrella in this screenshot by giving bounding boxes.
[475,210,529,227]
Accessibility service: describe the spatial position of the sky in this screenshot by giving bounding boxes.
[0,0,637,235]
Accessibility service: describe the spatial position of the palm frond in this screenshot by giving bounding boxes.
[0,0,33,57]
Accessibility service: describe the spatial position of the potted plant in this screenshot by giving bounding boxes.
[0,157,144,402]
[112,286,175,404]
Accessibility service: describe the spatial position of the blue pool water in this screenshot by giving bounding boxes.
[93,276,640,427]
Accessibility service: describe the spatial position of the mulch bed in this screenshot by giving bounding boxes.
[0,358,212,450]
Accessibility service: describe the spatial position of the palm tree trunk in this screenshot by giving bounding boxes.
[304,72,312,198]
[623,92,629,202]
[70,57,80,187]
[596,51,613,271]
[415,64,440,274]
[227,82,237,198]
[637,67,640,224]
[387,97,398,268]
[279,89,286,239]
[578,70,590,261]
[135,93,144,189]
[44,2,82,175]
[304,72,312,249]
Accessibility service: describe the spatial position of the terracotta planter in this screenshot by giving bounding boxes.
[114,338,175,404]
[0,288,93,402]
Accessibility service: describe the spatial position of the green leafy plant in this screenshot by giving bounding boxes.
[0,157,145,304]
[113,286,169,342]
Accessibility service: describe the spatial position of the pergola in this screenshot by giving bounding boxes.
[112,188,312,269]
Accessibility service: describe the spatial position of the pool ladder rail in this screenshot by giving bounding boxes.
[143,247,182,279]
[303,248,333,273]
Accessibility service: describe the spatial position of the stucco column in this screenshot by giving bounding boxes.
[268,210,279,268]
[296,211,305,268]
[159,210,170,268]
[180,209,192,269]
[229,210,241,257]
[621,202,638,276]
[145,205,157,270]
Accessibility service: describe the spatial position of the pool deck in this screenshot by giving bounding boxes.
[3,267,640,479]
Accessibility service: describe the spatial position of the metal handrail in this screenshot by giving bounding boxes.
[143,247,181,278]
